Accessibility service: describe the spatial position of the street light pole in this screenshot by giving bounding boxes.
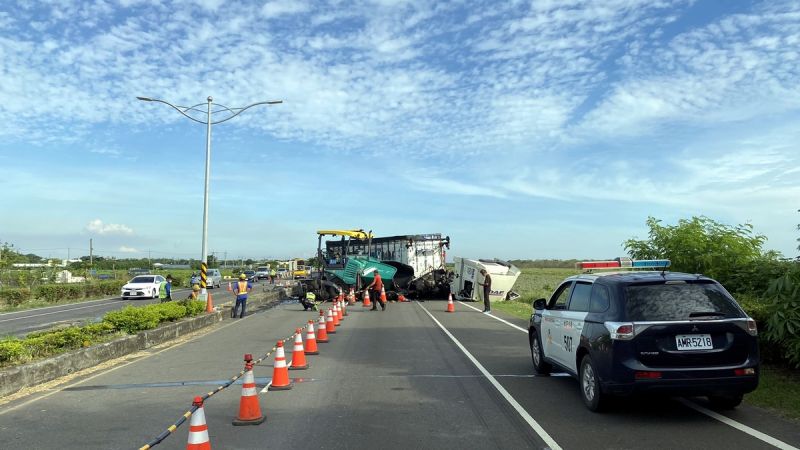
[137,95,282,298]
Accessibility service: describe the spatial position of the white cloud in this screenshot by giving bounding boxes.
[261,0,309,19]
[86,219,134,235]
[118,245,139,253]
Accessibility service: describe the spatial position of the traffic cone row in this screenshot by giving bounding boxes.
[188,290,362,448]
[380,286,388,304]
[348,287,356,305]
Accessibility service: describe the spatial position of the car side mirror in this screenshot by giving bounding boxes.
[533,298,546,310]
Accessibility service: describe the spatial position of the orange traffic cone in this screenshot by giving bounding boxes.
[268,341,293,391]
[206,293,214,313]
[227,282,232,292]
[338,300,345,320]
[446,293,455,313]
[317,311,329,343]
[398,294,407,302]
[333,303,341,326]
[289,329,309,370]
[305,320,319,354]
[363,289,372,307]
[380,285,388,304]
[232,354,266,426]
[348,287,356,305]
[341,299,348,316]
[187,396,211,450]
[326,308,336,334]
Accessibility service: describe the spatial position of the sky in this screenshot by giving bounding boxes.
[0,0,799,263]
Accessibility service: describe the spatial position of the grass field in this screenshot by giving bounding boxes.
[493,267,800,422]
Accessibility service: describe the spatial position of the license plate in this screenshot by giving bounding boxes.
[675,334,713,350]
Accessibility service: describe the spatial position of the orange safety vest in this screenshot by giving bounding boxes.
[236,281,249,297]
[372,273,383,291]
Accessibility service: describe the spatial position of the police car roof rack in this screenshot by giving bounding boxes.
[576,257,671,273]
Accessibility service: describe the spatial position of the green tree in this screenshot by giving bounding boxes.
[623,216,775,283]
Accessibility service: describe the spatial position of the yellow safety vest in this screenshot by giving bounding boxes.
[237,281,248,295]
[306,292,316,301]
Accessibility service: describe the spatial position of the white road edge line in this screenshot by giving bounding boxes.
[678,399,798,450]
[458,301,528,333]
[457,301,796,449]
[417,302,562,450]
[0,301,126,324]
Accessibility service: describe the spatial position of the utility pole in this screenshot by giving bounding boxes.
[89,239,93,269]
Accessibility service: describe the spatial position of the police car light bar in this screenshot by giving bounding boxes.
[576,259,670,271]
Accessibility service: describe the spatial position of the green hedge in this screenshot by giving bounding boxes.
[27,280,127,304]
[0,300,208,365]
[0,288,31,307]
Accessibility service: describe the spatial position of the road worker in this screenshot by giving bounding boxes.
[365,269,386,311]
[188,284,200,300]
[232,273,252,318]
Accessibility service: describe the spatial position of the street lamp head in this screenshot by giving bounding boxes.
[207,96,213,102]
[136,96,153,102]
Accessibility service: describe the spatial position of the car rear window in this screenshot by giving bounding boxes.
[131,276,155,283]
[624,281,743,321]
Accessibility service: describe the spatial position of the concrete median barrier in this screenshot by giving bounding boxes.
[0,291,280,399]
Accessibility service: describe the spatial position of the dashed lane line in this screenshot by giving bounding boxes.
[417,302,562,450]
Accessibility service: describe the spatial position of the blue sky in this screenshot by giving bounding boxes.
[1,0,798,262]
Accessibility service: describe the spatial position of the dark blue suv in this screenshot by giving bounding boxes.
[528,266,759,411]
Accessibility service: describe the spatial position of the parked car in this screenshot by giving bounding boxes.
[188,269,222,288]
[255,266,270,280]
[241,270,257,282]
[528,259,759,411]
[121,275,166,299]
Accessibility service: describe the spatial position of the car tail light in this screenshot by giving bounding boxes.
[734,368,756,376]
[635,371,662,379]
[746,319,758,336]
[605,322,635,340]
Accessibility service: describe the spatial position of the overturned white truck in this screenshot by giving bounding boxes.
[450,258,521,302]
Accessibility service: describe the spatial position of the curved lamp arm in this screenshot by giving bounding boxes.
[137,97,282,124]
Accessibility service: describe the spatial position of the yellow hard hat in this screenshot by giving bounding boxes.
[192,284,201,291]
[239,273,247,280]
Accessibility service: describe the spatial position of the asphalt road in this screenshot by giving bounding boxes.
[0,282,264,337]
[0,299,798,450]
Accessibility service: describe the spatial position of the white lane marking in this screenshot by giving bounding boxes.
[458,301,528,333]
[678,399,799,450]
[0,289,191,323]
[0,301,126,324]
[417,302,562,450]
[0,297,118,317]
[457,302,797,449]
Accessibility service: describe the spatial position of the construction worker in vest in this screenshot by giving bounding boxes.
[301,291,317,311]
[270,268,277,284]
[365,268,386,311]
[188,284,200,300]
[159,278,169,302]
[232,273,252,319]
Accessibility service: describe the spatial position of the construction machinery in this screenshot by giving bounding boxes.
[294,229,452,300]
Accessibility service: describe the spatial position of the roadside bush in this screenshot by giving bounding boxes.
[0,288,31,307]
[0,339,27,363]
[763,269,800,369]
[84,280,126,297]
[152,302,188,322]
[103,306,161,334]
[183,300,206,316]
[34,284,84,303]
[724,259,793,296]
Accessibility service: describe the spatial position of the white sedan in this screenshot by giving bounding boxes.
[121,275,165,299]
